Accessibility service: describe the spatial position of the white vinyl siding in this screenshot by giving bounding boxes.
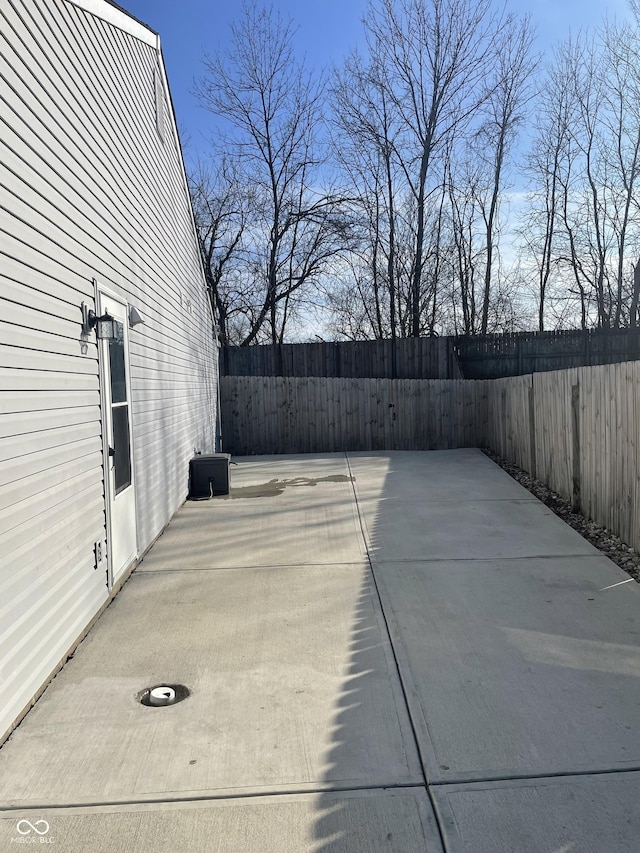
[0,0,217,742]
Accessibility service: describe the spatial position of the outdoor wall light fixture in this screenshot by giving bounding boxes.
[81,302,118,340]
[91,312,118,340]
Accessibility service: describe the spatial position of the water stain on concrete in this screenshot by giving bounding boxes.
[222,475,353,499]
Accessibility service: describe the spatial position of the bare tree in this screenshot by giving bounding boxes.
[332,52,409,339]
[522,42,577,330]
[331,0,533,338]
[443,14,536,334]
[522,25,640,331]
[445,154,483,333]
[194,3,348,345]
[188,160,251,345]
[475,15,537,332]
[365,0,509,336]
[571,37,613,327]
[632,260,640,327]
[601,18,640,327]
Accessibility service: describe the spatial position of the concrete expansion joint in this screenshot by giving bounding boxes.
[370,553,597,564]
[402,498,540,504]
[428,765,640,788]
[138,561,366,574]
[0,782,426,813]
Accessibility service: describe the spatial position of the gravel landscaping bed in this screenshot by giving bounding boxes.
[483,448,640,583]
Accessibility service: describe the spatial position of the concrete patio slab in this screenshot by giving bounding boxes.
[0,788,443,853]
[431,771,640,853]
[349,448,597,564]
[373,556,640,783]
[359,496,599,561]
[0,564,421,806]
[2,449,639,853]
[348,449,536,502]
[138,492,366,571]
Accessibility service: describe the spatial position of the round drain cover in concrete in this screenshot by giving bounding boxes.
[137,684,190,707]
[150,686,175,705]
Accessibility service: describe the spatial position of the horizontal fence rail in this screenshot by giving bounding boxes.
[221,361,640,554]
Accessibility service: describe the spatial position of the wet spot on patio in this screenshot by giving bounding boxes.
[223,474,353,499]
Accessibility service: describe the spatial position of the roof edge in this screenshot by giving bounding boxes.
[65,0,157,45]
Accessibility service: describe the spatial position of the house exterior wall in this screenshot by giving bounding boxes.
[0,0,218,743]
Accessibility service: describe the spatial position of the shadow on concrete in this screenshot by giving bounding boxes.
[310,453,439,853]
[342,450,640,853]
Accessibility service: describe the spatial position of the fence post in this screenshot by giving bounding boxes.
[528,377,537,479]
[571,381,581,511]
[517,336,523,375]
[500,385,507,458]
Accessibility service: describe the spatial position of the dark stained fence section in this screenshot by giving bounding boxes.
[456,328,640,378]
[220,376,484,455]
[221,337,461,379]
[221,329,640,380]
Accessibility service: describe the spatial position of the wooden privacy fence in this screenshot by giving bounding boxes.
[457,328,640,378]
[220,376,483,455]
[221,337,461,379]
[221,329,640,380]
[221,361,640,553]
[483,361,640,553]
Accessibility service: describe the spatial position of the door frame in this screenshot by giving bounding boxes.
[95,280,138,589]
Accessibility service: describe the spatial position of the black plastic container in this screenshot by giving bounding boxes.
[188,453,231,499]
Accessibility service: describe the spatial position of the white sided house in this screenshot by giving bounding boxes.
[0,0,218,743]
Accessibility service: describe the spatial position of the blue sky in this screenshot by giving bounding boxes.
[123,0,368,161]
[121,0,633,164]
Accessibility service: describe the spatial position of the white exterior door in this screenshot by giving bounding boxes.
[99,291,137,585]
